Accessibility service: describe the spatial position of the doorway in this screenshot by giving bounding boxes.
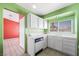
[3,9,25,56]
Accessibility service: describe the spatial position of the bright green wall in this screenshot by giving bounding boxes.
[76,10,79,56]
[0,3,29,56]
[48,14,74,23]
[44,4,79,18]
[43,3,79,55]
[0,5,3,56]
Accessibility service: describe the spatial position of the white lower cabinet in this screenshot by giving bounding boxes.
[27,36,46,56]
[43,35,47,49]
[62,38,77,55]
[48,36,55,49]
[48,36,62,51]
[27,37,35,56]
[54,37,63,51]
[48,36,77,56]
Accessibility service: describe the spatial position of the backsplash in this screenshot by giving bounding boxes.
[26,28,44,36]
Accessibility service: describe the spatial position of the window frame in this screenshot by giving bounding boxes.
[49,19,74,34]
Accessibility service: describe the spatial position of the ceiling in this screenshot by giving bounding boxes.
[17,3,73,15]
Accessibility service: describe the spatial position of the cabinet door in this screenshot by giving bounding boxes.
[48,36,63,51]
[43,36,47,49]
[48,36,55,49]
[38,17,44,29]
[30,14,38,28]
[44,20,47,29]
[54,37,63,51]
[27,37,35,56]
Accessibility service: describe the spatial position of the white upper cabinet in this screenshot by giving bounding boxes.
[38,17,44,29]
[27,13,45,29]
[43,20,48,29]
[27,13,38,28]
[3,9,19,22]
[30,14,38,28]
[27,13,48,29]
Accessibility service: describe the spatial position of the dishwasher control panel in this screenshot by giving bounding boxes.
[35,37,43,43]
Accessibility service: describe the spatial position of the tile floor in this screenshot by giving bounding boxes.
[21,48,67,56]
[3,38,25,56]
[36,48,67,56]
[3,38,66,56]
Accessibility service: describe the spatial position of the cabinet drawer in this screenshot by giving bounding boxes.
[63,42,76,47]
[63,38,76,55]
[63,39,76,43]
[3,9,19,22]
[63,46,76,55]
[63,39,76,47]
[63,45,75,51]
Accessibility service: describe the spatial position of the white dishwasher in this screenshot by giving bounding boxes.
[35,37,44,53]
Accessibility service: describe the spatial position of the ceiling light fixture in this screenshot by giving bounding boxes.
[32,5,36,9]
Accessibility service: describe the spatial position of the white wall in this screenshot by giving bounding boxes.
[19,17,25,49]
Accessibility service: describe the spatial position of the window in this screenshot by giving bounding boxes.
[59,20,71,32]
[50,20,73,32]
[50,22,58,32]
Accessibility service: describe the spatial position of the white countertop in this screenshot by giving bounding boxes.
[27,32,77,39]
[27,34,47,39]
[47,33,77,38]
